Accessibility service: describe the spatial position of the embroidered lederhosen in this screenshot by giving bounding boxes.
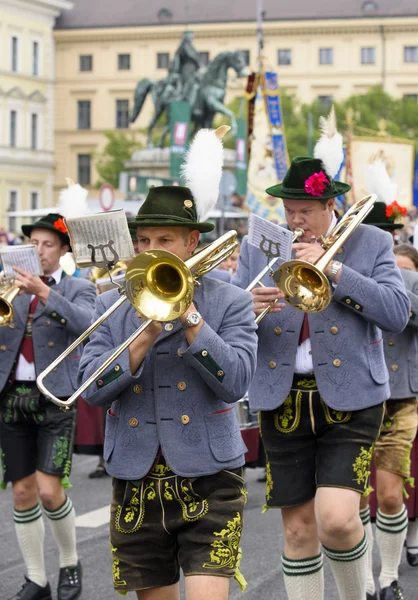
[259,375,384,508]
[0,381,76,488]
[373,398,418,487]
[110,456,248,593]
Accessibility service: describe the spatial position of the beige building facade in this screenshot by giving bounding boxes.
[53,9,418,200]
[0,0,72,233]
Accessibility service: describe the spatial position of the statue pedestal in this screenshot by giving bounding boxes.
[124,147,237,180]
[124,148,172,179]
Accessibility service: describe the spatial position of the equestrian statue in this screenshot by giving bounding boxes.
[130,31,247,147]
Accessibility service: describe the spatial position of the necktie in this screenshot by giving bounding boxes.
[298,314,310,345]
[19,276,50,363]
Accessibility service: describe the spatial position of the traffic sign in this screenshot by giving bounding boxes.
[99,184,115,211]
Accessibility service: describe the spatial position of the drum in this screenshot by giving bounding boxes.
[236,394,260,465]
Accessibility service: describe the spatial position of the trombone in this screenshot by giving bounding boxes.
[274,194,376,313]
[36,230,238,410]
[246,228,304,324]
[0,279,20,327]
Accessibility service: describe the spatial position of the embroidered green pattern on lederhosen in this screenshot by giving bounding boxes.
[274,392,302,433]
[115,457,209,534]
[320,399,352,425]
[203,511,246,591]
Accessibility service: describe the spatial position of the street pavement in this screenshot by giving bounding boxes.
[0,454,416,599]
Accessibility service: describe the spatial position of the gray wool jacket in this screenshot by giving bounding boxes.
[383,268,418,400]
[0,274,96,397]
[78,277,258,480]
[232,224,410,412]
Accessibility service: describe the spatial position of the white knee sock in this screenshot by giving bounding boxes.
[43,496,78,568]
[14,503,48,587]
[282,553,324,600]
[376,505,408,588]
[360,506,375,595]
[406,519,418,555]
[324,532,368,600]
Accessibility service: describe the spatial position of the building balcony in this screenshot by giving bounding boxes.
[0,146,55,169]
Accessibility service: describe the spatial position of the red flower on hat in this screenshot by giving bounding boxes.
[386,201,407,223]
[304,171,328,197]
[53,217,68,234]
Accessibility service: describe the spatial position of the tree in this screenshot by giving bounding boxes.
[95,131,142,189]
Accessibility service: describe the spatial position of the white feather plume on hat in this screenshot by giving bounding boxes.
[365,157,397,205]
[313,106,344,180]
[58,177,89,218]
[180,126,230,221]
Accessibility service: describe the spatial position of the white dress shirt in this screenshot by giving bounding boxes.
[294,214,337,374]
[15,267,63,381]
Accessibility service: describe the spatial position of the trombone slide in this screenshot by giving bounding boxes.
[36,230,238,409]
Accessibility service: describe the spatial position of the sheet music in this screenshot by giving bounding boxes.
[65,210,135,268]
[0,245,43,279]
[248,213,293,263]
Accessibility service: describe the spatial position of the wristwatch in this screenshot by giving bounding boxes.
[182,311,202,329]
[328,261,343,283]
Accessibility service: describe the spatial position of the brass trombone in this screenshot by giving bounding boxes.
[246,228,304,324]
[36,230,238,409]
[274,194,376,313]
[0,280,20,327]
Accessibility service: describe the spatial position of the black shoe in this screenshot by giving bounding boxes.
[57,561,82,600]
[379,581,404,600]
[257,469,267,483]
[367,593,377,600]
[406,548,418,567]
[88,464,109,479]
[8,577,52,600]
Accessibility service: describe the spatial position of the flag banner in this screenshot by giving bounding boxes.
[235,118,248,196]
[335,147,347,214]
[245,71,289,223]
[349,136,415,207]
[264,72,289,182]
[413,153,418,208]
[169,101,191,179]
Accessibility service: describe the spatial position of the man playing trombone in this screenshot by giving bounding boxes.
[232,113,410,600]
[0,213,96,600]
[78,130,258,600]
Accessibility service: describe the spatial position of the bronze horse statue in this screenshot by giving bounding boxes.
[131,51,247,147]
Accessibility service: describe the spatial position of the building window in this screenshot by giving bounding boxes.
[319,48,334,65]
[238,50,250,66]
[10,111,17,147]
[278,49,292,66]
[116,100,130,129]
[118,54,131,71]
[318,95,333,110]
[361,47,376,65]
[157,52,170,69]
[11,36,18,72]
[80,55,93,72]
[199,52,210,67]
[404,46,418,63]
[404,94,418,102]
[77,100,91,129]
[32,41,39,76]
[8,191,18,233]
[31,114,38,149]
[31,192,39,223]
[78,154,91,186]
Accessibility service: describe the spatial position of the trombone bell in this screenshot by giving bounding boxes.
[0,284,20,326]
[274,260,331,313]
[125,250,195,322]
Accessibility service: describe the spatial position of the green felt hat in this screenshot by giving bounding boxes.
[128,186,215,234]
[266,156,351,200]
[21,213,71,249]
[362,202,404,230]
